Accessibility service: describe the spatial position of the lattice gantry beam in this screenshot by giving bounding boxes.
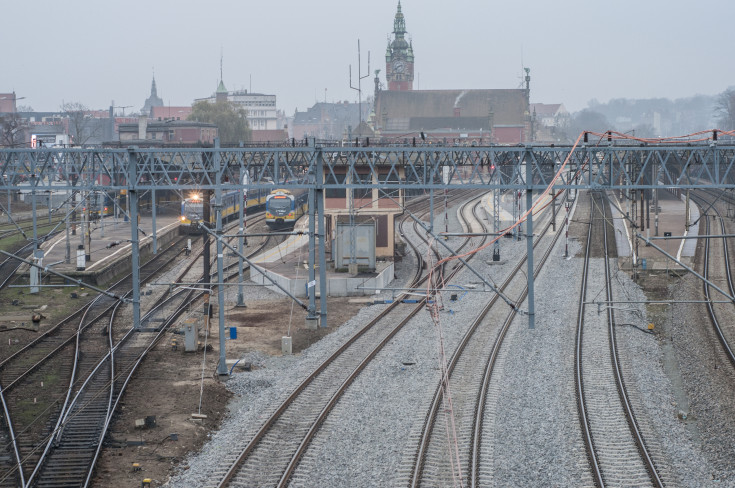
[0,144,734,192]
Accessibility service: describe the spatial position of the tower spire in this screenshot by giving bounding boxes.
[386,1,414,91]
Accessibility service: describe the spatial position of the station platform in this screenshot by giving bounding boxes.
[248,218,394,298]
[18,214,183,287]
[611,189,698,272]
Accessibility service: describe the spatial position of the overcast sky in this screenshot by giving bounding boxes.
[2,0,733,116]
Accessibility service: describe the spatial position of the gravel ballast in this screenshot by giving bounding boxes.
[165,191,733,487]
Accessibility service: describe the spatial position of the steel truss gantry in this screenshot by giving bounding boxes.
[2,142,734,371]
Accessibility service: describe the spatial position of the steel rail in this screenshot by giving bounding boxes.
[574,192,602,486]
[576,191,663,487]
[215,190,478,487]
[277,193,483,488]
[692,191,735,369]
[26,238,188,487]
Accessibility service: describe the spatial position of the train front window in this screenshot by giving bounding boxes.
[269,197,292,212]
[185,201,203,218]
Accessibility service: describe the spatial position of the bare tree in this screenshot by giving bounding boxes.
[715,87,735,131]
[0,113,28,147]
[61,101,102,146]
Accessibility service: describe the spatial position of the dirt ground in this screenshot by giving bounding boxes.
[91,296,366,487]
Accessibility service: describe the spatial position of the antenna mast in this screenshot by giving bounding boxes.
[349,39,371,126]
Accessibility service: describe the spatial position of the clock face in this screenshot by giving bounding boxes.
[393,60,406,74]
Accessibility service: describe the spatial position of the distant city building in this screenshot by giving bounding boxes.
[150,106,193,121]
[373,3,530,144]
[141,76,164,116]
[374,89,529,144]
[196,79,279,131]
[250,129,289,143]
[292,101,369,140]
[118,117,217,144]
[0,93,19,113]
[530,103,569,143]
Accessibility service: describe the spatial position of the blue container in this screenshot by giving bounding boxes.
[229,326,237,340]
[641,258,647,270]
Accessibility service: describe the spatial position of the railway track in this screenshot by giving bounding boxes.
[691,191,735,371]
[206,190,482,487]
[0,236,189,486]
[0,209,275,486]
[403,186,568,487]
[25,213,282,487]
[575,191,663,487]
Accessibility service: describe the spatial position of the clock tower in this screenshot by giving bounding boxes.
[385,1,414,91]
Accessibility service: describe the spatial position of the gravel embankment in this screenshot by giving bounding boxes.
[166,191,732,487]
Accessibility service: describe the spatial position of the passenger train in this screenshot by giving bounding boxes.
[180,186,271,232]
[87,192,115,220]
[265,189,308,229]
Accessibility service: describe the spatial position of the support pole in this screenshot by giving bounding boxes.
[127,148,141,330]
[316,147,328,326]
[151,188,157,254]
[99,191,105,238]
[525,151,535,329]
[30,165,40,294]
[493,157,500,261]
[214,140,229,376]
[65,187,70,264]
[236,178,246,307]
[307,183,317,320]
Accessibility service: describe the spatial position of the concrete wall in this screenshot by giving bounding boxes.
[249,261,394,298]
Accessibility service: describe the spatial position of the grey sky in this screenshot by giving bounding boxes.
[2,0,733,117]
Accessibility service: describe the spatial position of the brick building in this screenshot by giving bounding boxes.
[372,2,531,145]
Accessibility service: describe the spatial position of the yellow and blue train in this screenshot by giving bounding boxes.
[180,187,271,232]
[265,189,308,229]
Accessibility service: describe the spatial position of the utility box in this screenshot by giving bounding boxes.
[76,245,85,271]
[334,222,376,271]
[183,318,199,352]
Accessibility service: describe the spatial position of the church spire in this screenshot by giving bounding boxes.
[142,70,163,115]
[386,1,414,91]
[393,1,406,36]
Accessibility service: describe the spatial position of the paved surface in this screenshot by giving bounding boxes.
[611,190,697,271]
[34,214,181,275]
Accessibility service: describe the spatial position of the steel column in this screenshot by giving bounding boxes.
[214,141,228,376]
[526,150,535,329]
[316,147,328,326]
[237,181,245,307]
[127,148,141,330]
[307,183,317,319]
[151,188,157,254]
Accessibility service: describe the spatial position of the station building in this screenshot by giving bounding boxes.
[372,2,532,145]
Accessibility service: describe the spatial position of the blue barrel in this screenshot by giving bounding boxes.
[229,326,237,340]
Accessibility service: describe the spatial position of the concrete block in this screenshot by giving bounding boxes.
[282,336,292,355]
[305,316,319,330]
